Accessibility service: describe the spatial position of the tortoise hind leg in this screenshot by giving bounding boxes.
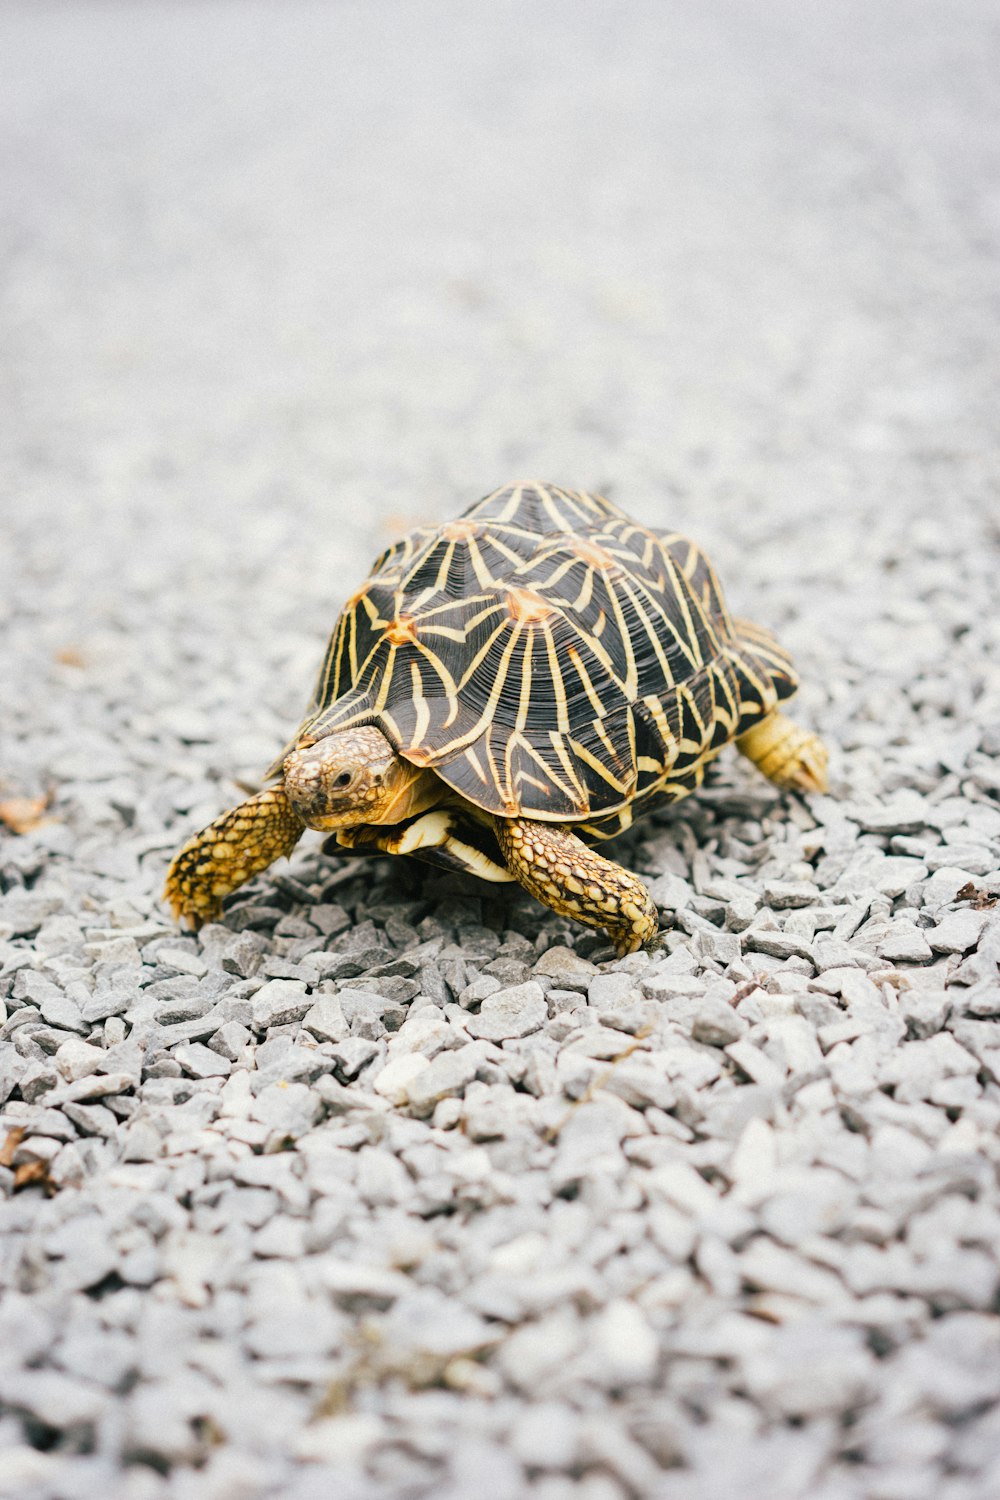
[495,817,658,956]
[164,786,305,928]
[727,620,828,794]
[736,712,828,793]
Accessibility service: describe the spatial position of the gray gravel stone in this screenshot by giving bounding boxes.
[372,1051,431,1104]
[763,880,821,909]
[690,994,749,1047]
[172,1042,232,1078]
[300,993,349,1042]
[208,1019,251,1060]
[926,909,988,954]
[250,978,314,1030]
[878,921,934,963]
[3,6,1000,1497]
[533,946,597,989]
[251,1081,324,1138]
[464,981,547,1040]
[53,1036,106,1081]
[404,1043,489,1114]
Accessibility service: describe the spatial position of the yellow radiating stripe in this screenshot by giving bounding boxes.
[315,618,342,710]
[417,595,497,628]
[353,629,392,688]
[486,531,529,569]
[373,645,397,712]
[685,569,722,656]
[433,623,525,757]
[347,599,361,682]
[544,628,571,733]
[630,554,700,674]
[572,563,595,613]
[410,661,430,746]
[640,695,676,762]
[433,538,456,593]
[463,746,491,786]
[715,661,740,725]
[728,645,772,702]
[456,613,511,692]
[662,763,706,799]
[602,572,639,698]
[705,666,717,730]
[570,737,629,792]
[660,555,704,672]
[502,729,518,807]
[515,770,553,797]
[541,550,584,592]
[548,730,587,806]
[380,708,402,742]
[478,623,524,721]
[570,605,622,687]
[592,719,621,765]
[621,576,676,686]
[441,689,460,728]
[483,729,515,811]
[567,646,607,719]
[516,628,534,732]
[466,538,498,589]
[412,641,459,701]
[540,486,567,530]
[678,683,706,739]
[419,622,481,643]
[514,729,582,805]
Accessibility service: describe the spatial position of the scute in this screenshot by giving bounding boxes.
[291,482,796,822]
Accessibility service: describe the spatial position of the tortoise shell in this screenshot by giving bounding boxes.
[285,483,797,826]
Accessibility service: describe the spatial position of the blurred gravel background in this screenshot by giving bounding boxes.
[2,3,1000,1497]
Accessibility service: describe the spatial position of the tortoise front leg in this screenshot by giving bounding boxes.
[164,787,305,928]
[495,817,658,956]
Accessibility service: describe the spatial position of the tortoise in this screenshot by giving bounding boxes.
[164,482,828,954]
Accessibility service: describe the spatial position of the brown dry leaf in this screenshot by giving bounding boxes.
[13,1159,59,1195]
[0,795,51,835]
[956,881,999,910]
[0,1127,26,1167]
[55,645,87,668]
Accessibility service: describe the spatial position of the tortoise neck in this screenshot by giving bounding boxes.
[375,763,440,824]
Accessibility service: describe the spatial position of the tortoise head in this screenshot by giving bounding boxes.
[282,725,437,830]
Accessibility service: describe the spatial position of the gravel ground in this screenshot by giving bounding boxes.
[3,2,1000,1497]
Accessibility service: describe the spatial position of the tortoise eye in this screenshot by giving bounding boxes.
[334,771,352,789]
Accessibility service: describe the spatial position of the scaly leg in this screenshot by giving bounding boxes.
[495,817,658,955]
[164,787,305,928]
[736,711,829,793]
